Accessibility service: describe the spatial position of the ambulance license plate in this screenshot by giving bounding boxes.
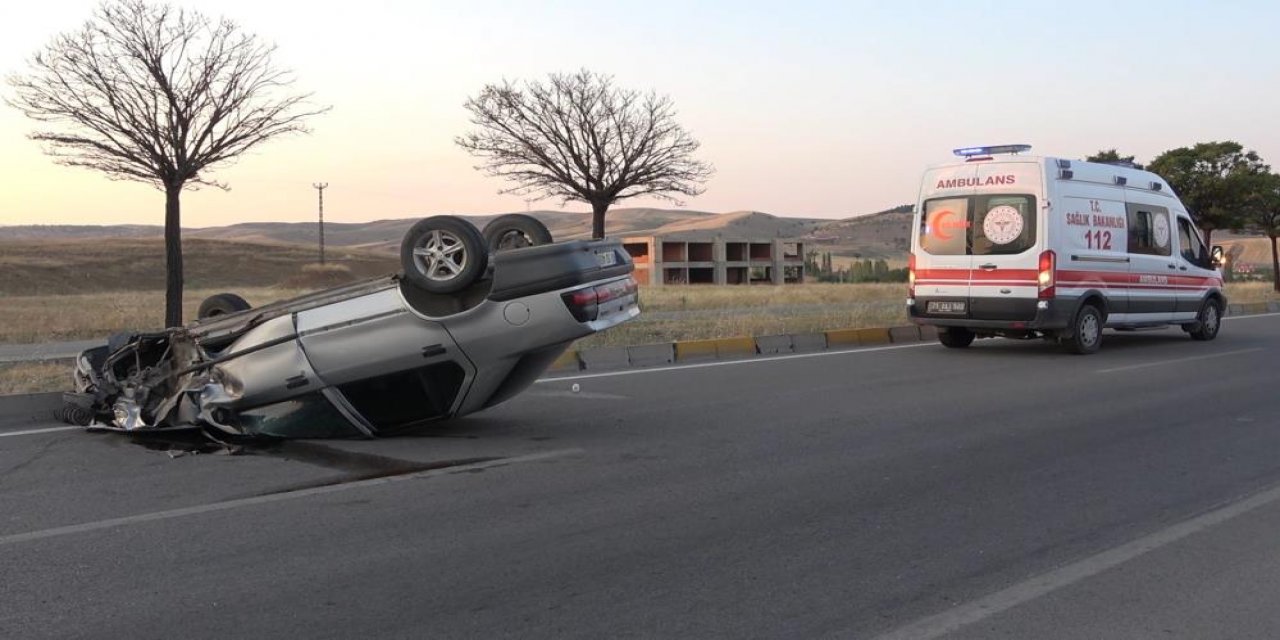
[927,301,966,314]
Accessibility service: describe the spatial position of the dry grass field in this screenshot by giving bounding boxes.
[0,361,71,395]
[0,287,309,343]
[0,237,396,296]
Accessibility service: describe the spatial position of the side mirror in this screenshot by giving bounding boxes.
[1211,245,1225,268]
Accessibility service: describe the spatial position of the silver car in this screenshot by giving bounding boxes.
[65,214,639,438]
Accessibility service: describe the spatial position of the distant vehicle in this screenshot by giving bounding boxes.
[65,214,639,437]
[908,144,1226,354]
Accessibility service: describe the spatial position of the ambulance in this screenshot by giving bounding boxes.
[908,144,1226,354]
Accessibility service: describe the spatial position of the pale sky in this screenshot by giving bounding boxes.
[1,0,1278,227]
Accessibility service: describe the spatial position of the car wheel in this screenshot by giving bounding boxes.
[197,293,251,320]
[1066,304,1103,354]
[1189,299,1223,341]
[938,327,975,348]
[482,214,553,251]
[400,215,488,294]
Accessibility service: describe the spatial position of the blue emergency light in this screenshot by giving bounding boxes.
[953,144,1032,157]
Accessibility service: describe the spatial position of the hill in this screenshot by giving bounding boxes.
[1,206,920,270]
[806,207,914,259]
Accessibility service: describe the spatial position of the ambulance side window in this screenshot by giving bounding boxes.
[1126,206,1171,257]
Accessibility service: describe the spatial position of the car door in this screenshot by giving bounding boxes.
[1124,203,1177,322]
[915,164,979,317]
[967,163,1042,320]
[916,195,972,315]
[1057,195,1129,319]
[1174,215,1213,317]
[295,288,462,386]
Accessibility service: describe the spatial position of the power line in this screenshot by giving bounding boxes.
[312,182,328,265]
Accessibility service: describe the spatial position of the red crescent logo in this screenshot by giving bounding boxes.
[932,210,956,241]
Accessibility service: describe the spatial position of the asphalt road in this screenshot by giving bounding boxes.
[2,314,1279,639]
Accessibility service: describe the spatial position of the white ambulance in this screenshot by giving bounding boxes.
[908,144,1226,354]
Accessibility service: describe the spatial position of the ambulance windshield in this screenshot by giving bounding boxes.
[920,194,1037,256]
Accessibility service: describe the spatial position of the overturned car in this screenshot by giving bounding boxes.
[65,214,638,438]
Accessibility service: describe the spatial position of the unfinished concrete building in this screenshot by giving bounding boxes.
[622,234,805,286]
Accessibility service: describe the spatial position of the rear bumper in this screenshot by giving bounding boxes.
[908,296,1076,331]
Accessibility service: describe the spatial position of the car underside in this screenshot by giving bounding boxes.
[63,215,639,438]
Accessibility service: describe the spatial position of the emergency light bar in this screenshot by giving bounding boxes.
[953,144,1032,157]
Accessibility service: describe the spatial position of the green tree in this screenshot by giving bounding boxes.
[1148,141,1271,246]
[873,259,889,280]
[1242,172,1280,292]
[851,259,870,282]
[1086,148,1144,169]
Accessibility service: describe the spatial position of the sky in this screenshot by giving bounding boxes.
[1,0,1278,228]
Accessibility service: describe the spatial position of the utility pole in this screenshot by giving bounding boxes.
[312,182,328,265]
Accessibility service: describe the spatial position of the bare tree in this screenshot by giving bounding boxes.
[457,70,713,239]
[6,0,325,326]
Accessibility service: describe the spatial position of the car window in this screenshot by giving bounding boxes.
[920,195,1036,256]
[1127,206,1171,256]
[236,392,367,438]
[921,198,970,255]
[1176,217,1208,266]
[973,195,1036,256]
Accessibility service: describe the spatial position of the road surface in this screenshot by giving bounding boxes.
[2,313,1279,639]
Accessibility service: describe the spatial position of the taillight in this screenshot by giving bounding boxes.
[907,254,916,298]
[1038,250,1056,300]
[562,277,637,322]
[562,288,598,322]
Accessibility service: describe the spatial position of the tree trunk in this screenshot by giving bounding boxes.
[164,184,184,327]
[1271,234,1279,293]
[590,200,609,240]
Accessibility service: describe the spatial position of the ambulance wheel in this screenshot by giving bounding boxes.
[1188,299,1222,341]
[938,327,975,349]
[1066,304,1103,355]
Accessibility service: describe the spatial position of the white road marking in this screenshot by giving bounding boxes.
[0,426,79,438]
[529,390,629,400]
[1224,312,1280,321]
[871,479,1280,640]
[0,448,583,548]
[1096,347,1265,374]
[0,313,1274,437]
[537,342,937,383]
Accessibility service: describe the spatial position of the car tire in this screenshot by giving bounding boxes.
[482,214,553,252]
[938,327,975,348]
[1189,299,1223,341]
[197,293,251,320]
[1066,304,1103,355]
[400,215,488,294]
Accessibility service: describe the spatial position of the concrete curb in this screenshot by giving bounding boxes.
[0,392,64,426]
[563,323,929,373]
[551,305,1280,374]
